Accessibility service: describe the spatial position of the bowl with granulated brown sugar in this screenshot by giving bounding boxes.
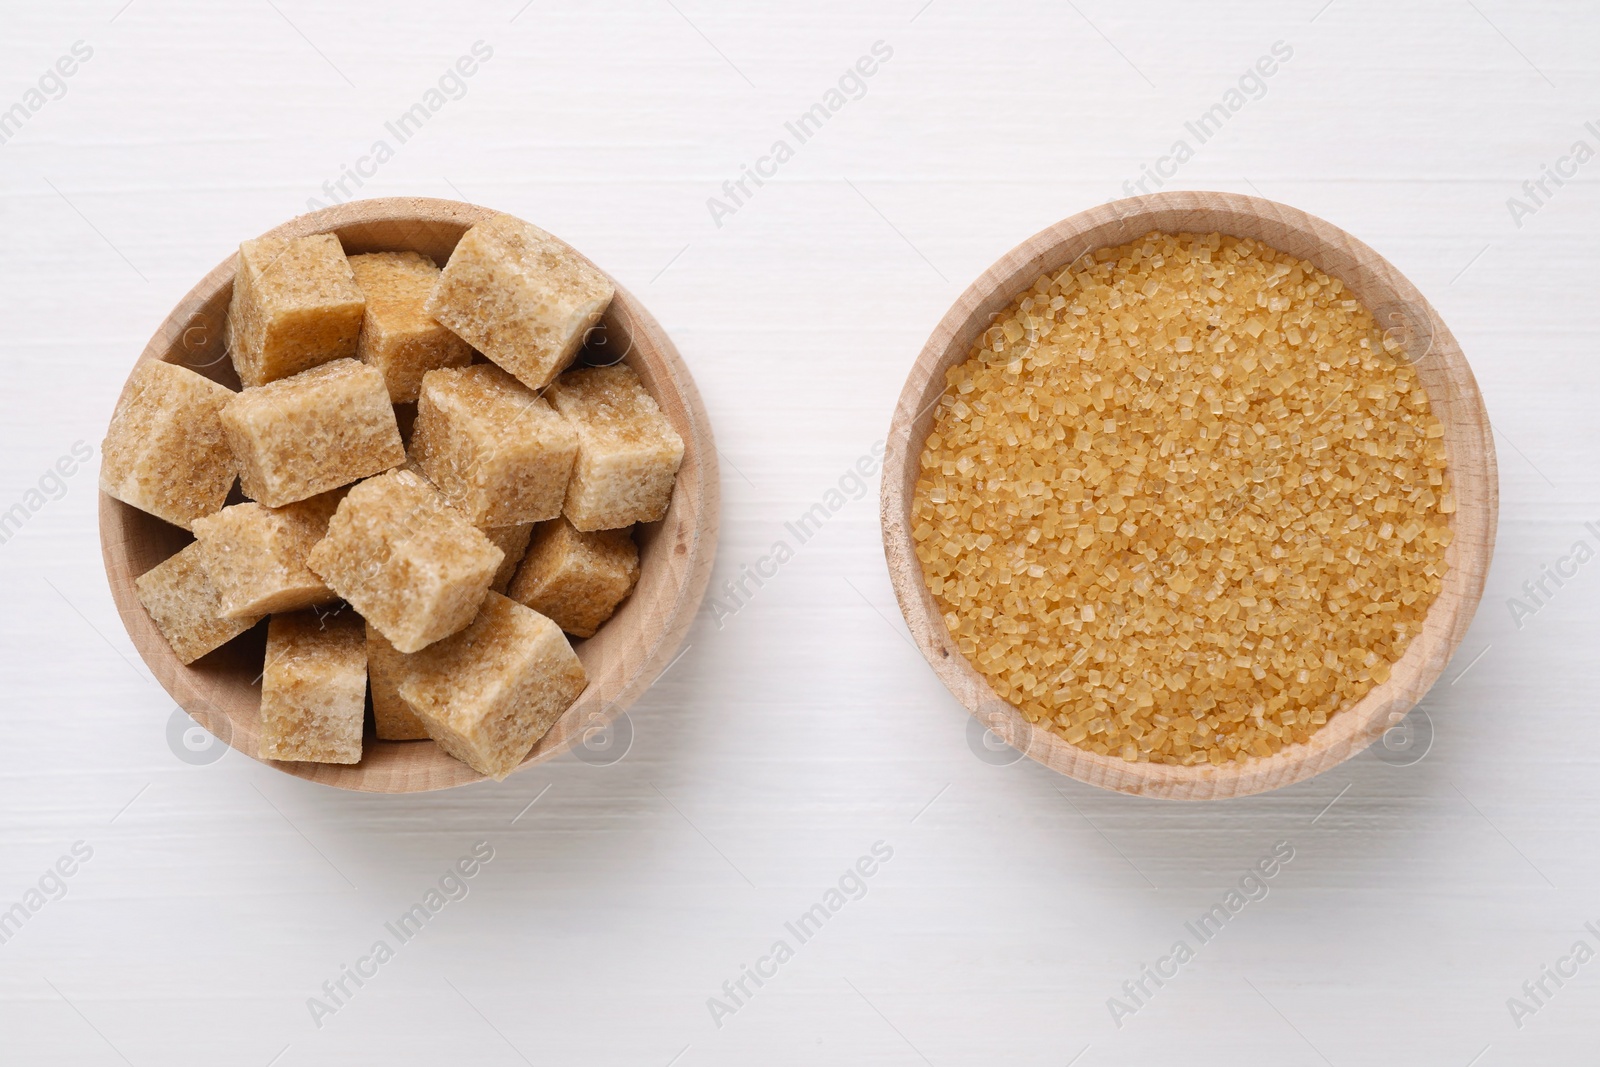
[880,191,1496,800]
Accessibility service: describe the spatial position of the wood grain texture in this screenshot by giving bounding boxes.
[881,190,1497,800]
[99,197,720,793]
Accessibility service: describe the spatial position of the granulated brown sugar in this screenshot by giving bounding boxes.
[911,232,1452,766]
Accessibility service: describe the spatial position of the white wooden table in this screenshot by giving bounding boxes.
[1,1,1594,1063]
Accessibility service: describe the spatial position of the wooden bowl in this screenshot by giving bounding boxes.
[881,191,1496,800]
[100,197,719,793]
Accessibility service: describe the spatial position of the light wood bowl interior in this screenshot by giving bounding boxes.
[100,197,719,793]
[880,191,1496,800]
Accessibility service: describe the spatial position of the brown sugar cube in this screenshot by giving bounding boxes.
[190,490,344,618]
[349,252,473,403]
[425,214,614,391]
[507,518,639,638]
[366,622,429,741]
[484,523,535,594]
[134,541,262,664]
[305,469,503,653]
[222,358,404,507]
[101,360,236,530]
[547,364,684,531]
[226,234,366,388]
[395,593,586,780]
[393,457,530,594]
[259,611,366,764]
[411,364,578,527]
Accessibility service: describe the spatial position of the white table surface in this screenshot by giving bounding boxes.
[2,1,1596,1063]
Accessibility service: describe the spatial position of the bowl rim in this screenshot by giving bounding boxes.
[879,190,1498,800]
[99,196,720,793]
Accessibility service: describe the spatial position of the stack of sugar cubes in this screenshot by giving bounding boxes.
[102,215,684,780]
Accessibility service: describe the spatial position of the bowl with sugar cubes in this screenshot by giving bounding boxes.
[100,197,718,792]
